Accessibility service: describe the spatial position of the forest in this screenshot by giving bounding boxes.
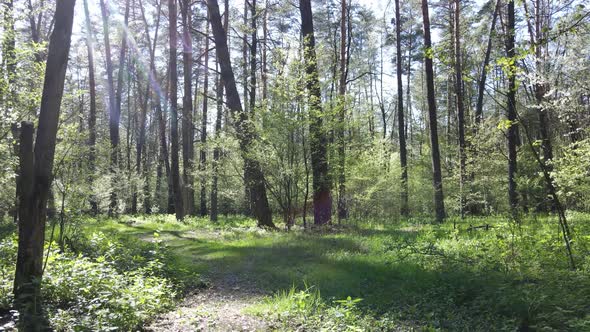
[0,0,589,330]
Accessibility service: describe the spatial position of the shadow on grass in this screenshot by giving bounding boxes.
[101,221,589,331]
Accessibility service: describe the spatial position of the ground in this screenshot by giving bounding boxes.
[84,214,590,331]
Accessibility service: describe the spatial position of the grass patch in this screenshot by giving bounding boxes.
[2,213,590,330]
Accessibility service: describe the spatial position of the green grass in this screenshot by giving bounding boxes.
[77,213,590,331]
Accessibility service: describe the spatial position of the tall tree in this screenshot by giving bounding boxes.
[206,0,276,228]
[242,0,252,215]
[475,0,500,126]
[181,0,195,215]
[137,0,162,214]
[421,0,445,222]
[210,0,229,222]
[505,0,519,216]
[337,0,348,221]
[99,0,118,214]
[523,0,554,211]
[300,0,332,225]
[200,13,210,217]
[13,0,75,327]
[83,0,98,214]
[453,0,466,217]
[395,0,409,217]
[169,0,184,220]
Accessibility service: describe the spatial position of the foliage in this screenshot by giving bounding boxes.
[70,215,590,331]
[0,218,183,331]
[246,286,376,331]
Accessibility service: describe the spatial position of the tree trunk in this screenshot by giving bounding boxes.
[181,0,195,216]
[475,0,499,126]
[100,0,118,214]
[421,0,445,222]
[140,0,162,213]
[206,0,275,228]
[336,0,348,221]
[83,0,98,215]
[242,0,252,216]
[300,0,332,225]
[505,0,519,216]
[395,0,408,217]
[453,0,466,217]
[169,0,184,220]
[261,0,268,102]
[14,0,75,327]
[211,0,229,222]
[200,14,210,217]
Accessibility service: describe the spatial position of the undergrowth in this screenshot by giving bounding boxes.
[0,216,201,331]
[1,213,590,331]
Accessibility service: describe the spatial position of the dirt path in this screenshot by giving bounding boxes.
[147,283,271,332]
[146,231,274,332]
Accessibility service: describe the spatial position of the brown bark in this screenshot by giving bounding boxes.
[83,0,98,214]
[261,0,268,101]
[181,0,195,215]
[210,0,229,222]
[506,0,519,216]
[395,0,408,217]
[475,0,500,126]
[137,0,164,213]
[206,0,275,228]
[14,0,75,326]
[300,0,332,225]
[337,0,348,221]
[421,0,445,222]
[169,0,184,220]
[453,0,466,217]
[200,14,210,217]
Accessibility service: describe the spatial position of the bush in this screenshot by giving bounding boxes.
[0,229,178,331]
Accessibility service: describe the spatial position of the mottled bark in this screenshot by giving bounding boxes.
[169,0,184,220]
[200,15,210,217]
[14,0,75,327]
[300,0,332,225]
[454,0,466,217]
[181,0,195,215]
[506,0,519,216]
[83,0,98,214]
[421,0,445,222]
[210,0,228,222]
[395,0,408,217]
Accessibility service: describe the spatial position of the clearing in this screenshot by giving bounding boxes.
[83,215,590,331]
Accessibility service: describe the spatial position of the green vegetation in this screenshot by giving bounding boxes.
[1,0,590,330]
[3,214,587,330]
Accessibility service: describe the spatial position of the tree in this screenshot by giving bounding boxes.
[475,0,500,126]
[395,0,409,217]
[100,0,130,215]
[421,0,445,222]
[206,0,275,228]
[300,0,332,225]
[13,0,76,327]
[169,0,184,220]
[200,12,210,217]
[210,0,229,222]
[99,0,118,214]
[181,0,195,216]
[137,0,162,214]
[337,0,348,221]
[453,0,466,217]
[83,0,98,215]
[505,0,519,216]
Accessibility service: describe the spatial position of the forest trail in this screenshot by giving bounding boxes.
[143,227,275,331]
[147,283,270,332]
